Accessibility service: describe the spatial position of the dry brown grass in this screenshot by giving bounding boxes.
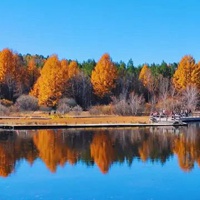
[0,111,149,125]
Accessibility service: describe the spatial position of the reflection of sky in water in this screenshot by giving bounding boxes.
[1,158,200,200]
[0,125,200,199]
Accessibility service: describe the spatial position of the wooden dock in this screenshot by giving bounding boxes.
[0,121,188,130]
[181,117,200,122]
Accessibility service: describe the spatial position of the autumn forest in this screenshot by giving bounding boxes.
[0,48,199,114]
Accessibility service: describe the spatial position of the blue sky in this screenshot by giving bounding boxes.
[0,0,199,65]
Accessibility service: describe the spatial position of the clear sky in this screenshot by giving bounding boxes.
[0,0,200,65]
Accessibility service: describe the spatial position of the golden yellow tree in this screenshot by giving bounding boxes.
[192,61,200,90]
[139,64,156,102]
[27,57,40,89]
[91,53,117,98]
[63,60,80,95]
[139,64,153,87]
[67,61,80,79]
[30,77,41,98]
[60,59,69,80]
[30,55,65,106]
[0,48,26,99]
[173,55,196,91]
[0,48,14,83]
[30,56,80,107]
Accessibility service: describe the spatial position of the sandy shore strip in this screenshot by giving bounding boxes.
[0,115,149,125]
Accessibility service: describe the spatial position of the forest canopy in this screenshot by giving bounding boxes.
[0,48,199,114]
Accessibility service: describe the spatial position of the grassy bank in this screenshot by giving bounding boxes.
[0,112,149,125]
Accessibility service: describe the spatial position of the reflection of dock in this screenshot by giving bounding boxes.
[0,122,188,130]
[150,126,181,135]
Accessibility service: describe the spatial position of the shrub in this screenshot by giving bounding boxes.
[15,95,39,111]
[89,106,102,115]
[128,92,145,115]
[88,105,113,115]
[143,103,152,115]
[57,98,77,108]
[57,104,71,114]
[9,105,20,113]
[0,104,9,115]
[113,100,130,116]
[100,105,113,115]
[39,106,52,112]
[71,105,83,115]
[112,92,145,116]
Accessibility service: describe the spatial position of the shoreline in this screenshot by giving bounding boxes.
[0,115,149,124]
[0,115,188,130]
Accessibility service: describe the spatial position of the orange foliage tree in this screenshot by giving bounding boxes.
[139,64,152,87]
[91,53,117,98]
[173,55,196,91]
[139,64,155,101]
[0,48,26,99]
[67,61,80,79]
[30,55,63,106]
[191,61,200,90]
[30,55,80,107]
[62,60,80,96]
[60,59,80,82]
[27,57,40,90]
[0,48,14,83]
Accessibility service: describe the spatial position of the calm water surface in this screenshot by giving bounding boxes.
[0,124,200,199]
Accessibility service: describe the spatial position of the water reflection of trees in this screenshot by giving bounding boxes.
[173,124,200,171]
[1,124,200,177]
[0,130,38,177]
[33,130,81,172]
[90,131,115,173]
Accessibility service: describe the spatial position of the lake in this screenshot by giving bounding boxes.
[0,123,200,200]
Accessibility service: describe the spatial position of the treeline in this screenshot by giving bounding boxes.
[0,48,199,114]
